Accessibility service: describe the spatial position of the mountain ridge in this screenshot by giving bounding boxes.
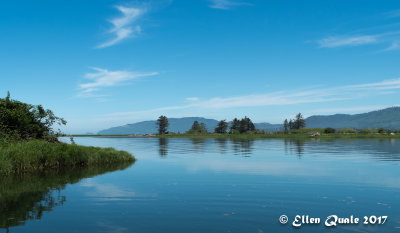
[97,107,400,135]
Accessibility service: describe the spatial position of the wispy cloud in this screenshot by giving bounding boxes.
[317,11,400,50]
[380,41,399,52]
[98,6,145,48]
[318,35,378,48]
[78,67,158,97]
[209,0,251,10]
[104,78,400,119]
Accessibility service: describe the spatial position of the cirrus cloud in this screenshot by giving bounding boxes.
[98,6,145,48]
[77,67,158,98]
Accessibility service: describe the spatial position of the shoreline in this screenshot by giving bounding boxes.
[70,133,400,139]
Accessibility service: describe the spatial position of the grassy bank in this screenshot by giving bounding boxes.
[0,140,135,175]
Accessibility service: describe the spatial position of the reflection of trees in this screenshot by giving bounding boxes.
[215,138,228,154]
[158,138,168,157]
[190,138,206,152]
[284,139,305,158]
[0,162,134,231]
[231,139,254,155]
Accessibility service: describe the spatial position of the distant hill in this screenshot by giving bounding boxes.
[97,117,283,135]
[97,107,400,134]
[98,117,218,135]
[306,107,400,129]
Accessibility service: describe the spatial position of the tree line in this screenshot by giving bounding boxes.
[156,116,257,135]
[156,113,307,135]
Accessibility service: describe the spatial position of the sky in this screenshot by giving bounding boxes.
[1,0,400,134]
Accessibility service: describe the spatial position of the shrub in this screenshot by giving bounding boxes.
[378,128,385,134]
[324,127,336,134]
[0,92,66,142]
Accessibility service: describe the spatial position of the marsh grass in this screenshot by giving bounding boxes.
[0,140,135,175]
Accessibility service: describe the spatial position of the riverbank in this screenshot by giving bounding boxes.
[72,133,400,139]
[0,140,135,175]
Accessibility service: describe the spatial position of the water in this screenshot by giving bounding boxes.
[1,137,400,233]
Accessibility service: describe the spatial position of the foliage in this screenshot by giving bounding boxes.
[214,120,228,133]
[283,119,289,133]
[239,116,255,133]
[156,115,169,135]
[230,118,240,131]
[186,120,208,134]
[286,113,306,131]
[0,140,135,175]
[324,127,336,134]
[0,92,66,142]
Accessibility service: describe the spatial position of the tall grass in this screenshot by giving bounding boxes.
[0,140,135,175]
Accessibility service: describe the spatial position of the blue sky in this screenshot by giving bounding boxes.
[1,0,400,133]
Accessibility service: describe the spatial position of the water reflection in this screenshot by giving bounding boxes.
[231,139,254,155]
[158,138,168,157]
[284,139,306,158]
[0,162,133,232]
[189,138,206,152]
[215,138,228,154]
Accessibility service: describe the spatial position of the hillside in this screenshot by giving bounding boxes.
[306,107,400,129]
[97,117,282,135]
[97,107,400,135]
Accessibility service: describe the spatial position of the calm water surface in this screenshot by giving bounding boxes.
[1,137,400,233]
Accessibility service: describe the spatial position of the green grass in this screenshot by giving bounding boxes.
[0,140,135,175]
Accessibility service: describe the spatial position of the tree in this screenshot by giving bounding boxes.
[0,92,66,141]
[191,120,200,130]
[283,119,288,133]
[324,127,336,134]
[288,120,294,130]
[239,116,255,133]
[187,120,207,134]
[230,118,240,131]
[156,115,169,135]
[214,120,228,134]
[294,113,306,129]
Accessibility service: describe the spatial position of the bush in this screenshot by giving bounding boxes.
[0,92,66,142]
[324,127,336,134]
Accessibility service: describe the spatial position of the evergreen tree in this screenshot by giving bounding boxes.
[283,119,288,133]
[239,116,255,133]
[288,120,294,130]
[187,120,207,134]
[156,115,169,134]
[214,120,228,133]
[191,120,200,130]
[230,118,240,131]
[294,113,306,129]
